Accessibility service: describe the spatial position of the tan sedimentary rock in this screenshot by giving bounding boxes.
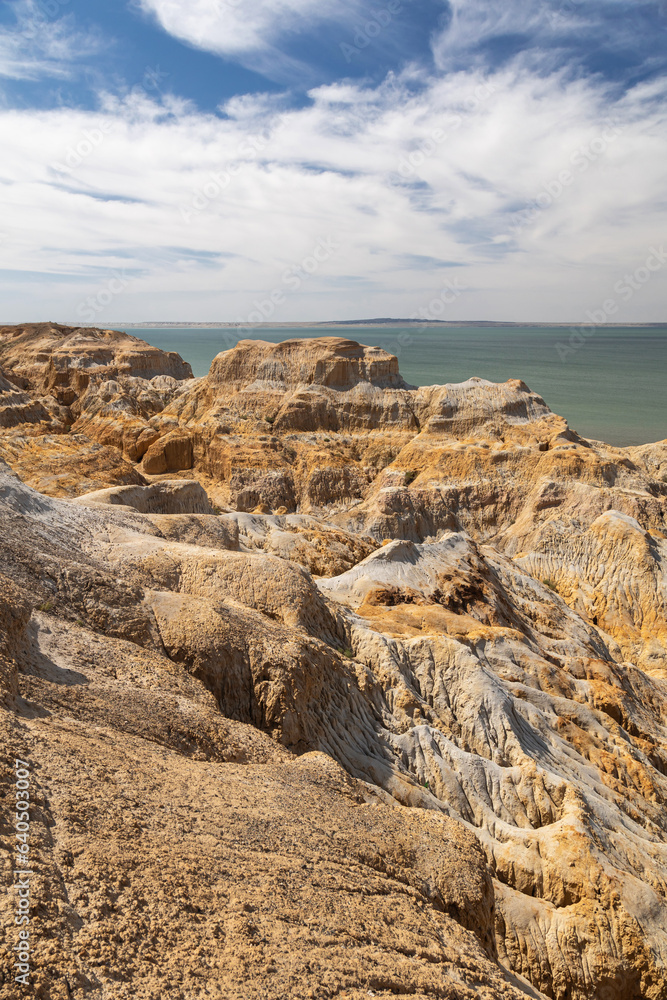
[0,432,146,497]
[72,479,213,515]
[219,510,377,575]
[0,471,536,1000]
[137,340,666,545]
[515,508,667,676]
[0,325,195,495]
[0,461,666,998]
[134,337,421,499]
[205,336,410,390]
[1,330,667,999]
[0,574,30,704]
[141,429,194,473]
[320,535,667,998]
[0,368,66,431]
[71,374,191,462]
[0,322,192,402]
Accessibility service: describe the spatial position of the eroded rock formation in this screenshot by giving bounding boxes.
[0,322,192,400]
[0,325,666,1000]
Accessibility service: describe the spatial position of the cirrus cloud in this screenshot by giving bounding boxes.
[0,0,102,81]
[0,60,665,324]
[135,0,434,82]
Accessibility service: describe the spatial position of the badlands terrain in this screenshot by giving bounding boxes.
[0,322,666,1000]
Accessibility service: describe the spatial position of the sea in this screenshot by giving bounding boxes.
[118,325,667,448]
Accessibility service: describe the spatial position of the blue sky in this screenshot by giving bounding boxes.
[0,0,666,322]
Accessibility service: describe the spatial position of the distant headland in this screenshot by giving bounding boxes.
[114,319,667,329]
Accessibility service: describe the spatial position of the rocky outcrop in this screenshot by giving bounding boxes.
[0,323,192,403]
[134,342,666,546]
[320,534,667,998]
[0,454,666,998]
[0,368,65,430]
[141,429,194,474]
[72,374,193,462]
[72,479,213,515]
[515,509,667,676]
[1,330,667,999]
[0,470,536,1000]
[0,574,31,704]
[0,432,147,497]
[204,336,410,391]
[0,325,194,495]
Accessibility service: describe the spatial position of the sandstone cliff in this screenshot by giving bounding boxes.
[0,323,193,495]
[0,327,666,1000]
[0,323,192,401]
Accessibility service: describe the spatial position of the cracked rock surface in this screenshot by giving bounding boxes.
[1,326,666,999]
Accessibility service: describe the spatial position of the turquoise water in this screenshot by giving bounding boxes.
[120,325,667,447]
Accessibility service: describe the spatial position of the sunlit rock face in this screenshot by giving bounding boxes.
[0,322,193,399]
[0,325,666,1000]
[0,324,193,495]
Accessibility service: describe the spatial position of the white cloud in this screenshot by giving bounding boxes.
[137,0,389,80]
[435,0,636,58]
[0,0,101,81]
[0,63,665,323]
[138,0,365,53]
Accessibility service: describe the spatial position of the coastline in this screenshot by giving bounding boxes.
[114,320,667,329]
[106,323,667,447]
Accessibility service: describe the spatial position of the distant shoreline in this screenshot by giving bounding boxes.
[114,320,667,329]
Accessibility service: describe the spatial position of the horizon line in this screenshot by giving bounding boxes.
[107,319,667,329]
